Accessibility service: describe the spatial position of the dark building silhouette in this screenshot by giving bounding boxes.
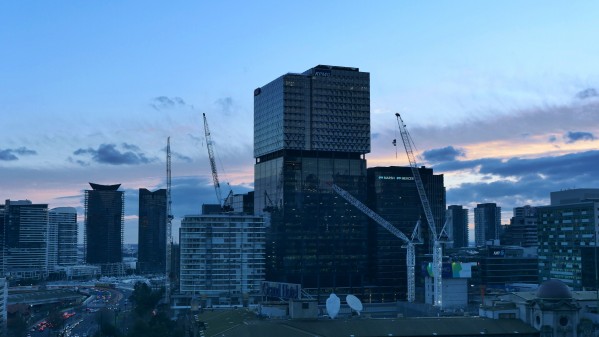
[137,188,167,274]
[448,205,469,248]
[501,205,538,247]
[1,200,49,279]
[366,166,445,302]
[254,65,370,297]
[84,183,124,266]
[474,203,501,247]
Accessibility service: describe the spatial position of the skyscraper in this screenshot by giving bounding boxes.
[137,188,167,274]
[49,207,78,267]
[1,200,49,279]
[366,166,446,301]
[474,203,501,247]
[447,205,469,248]
[84,183,124,270]
[254,65,370,294]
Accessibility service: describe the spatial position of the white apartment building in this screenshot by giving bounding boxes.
[179,213,265,307]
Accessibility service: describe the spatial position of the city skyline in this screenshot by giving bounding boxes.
[2,2,599,243]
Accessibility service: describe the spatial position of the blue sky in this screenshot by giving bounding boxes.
[2,1,599,243]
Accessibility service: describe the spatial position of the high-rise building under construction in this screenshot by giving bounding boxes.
[84,183,124,273]
[254,65,370,296]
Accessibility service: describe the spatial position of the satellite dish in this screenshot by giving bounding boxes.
[346,294,363,315]
[325,293,340,319]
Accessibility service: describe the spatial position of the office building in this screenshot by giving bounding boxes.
[49,207,78,267]
[501,206,538,248]
[474,203,501,247]
[230,191,254,215]
[254,65,370,295]
[477,246,538,289]
[137,188,167,274]
[366,166,446,301]
[84,183,124,273]
[537,189,599,290]
[179,214,265,306]
[447,205,469,248]
[1,200,49,279]
[0,278,6,336]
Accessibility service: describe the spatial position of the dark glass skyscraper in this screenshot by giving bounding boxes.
[474,203,501,247]
[137,188,167,274]
[1,200,49,279]
[448,205,469,248]
[366,166,445,301]
[84,183,124,265]
[254,65,370,295]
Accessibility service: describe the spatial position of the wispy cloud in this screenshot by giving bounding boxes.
[150,96,190,111]
[564,131,595,143]
[576,88,598,100]
[72,143,156,166]
[215,97,234,116]
[0,147,37,161]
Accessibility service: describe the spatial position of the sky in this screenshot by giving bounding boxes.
[2,1,599,243]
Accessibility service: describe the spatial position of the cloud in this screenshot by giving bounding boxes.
[422,146,465,163]
[150,96,189,111]
[548,135,557,142]
[215,97,234,115]
[442,150,599,212]
[0,147,37,161]
[73,143,156,165]
[576,88,598,100]
[564,131,595,143]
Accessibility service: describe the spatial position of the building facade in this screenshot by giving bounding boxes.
[179,214,265,306]
[366,166,446,301]
[49,207,78,267]
[1,200,49,279]
[254,65,371,296]
[474,203,501,247]
[537,189,599,290]
[447,205,469,248]
[137,188,167,274]
[84,183,124,271]
[501,206,538,248]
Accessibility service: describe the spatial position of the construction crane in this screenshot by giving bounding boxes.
[165,137,173,305]
[202,113,232,210]
[331,184,422,302]
[395,113,450,307]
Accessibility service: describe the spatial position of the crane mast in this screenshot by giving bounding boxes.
[395,113,443,307]
[203,113,224,207]
[331,184,419,302]
[165,137,173,305]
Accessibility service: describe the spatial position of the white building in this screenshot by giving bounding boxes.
[49,207,78,267]
[179,213,265,307]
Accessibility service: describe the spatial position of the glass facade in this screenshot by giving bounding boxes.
[50,207,78,267]
[254,65,371,296]
[474,203,501,247]
[254,65,370,158]
[1,200,49,279]
[537,201,599,289]
[84,183,124,265]
[137,188,167,274]
[366,166,446,302]
[448,205,469,248]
